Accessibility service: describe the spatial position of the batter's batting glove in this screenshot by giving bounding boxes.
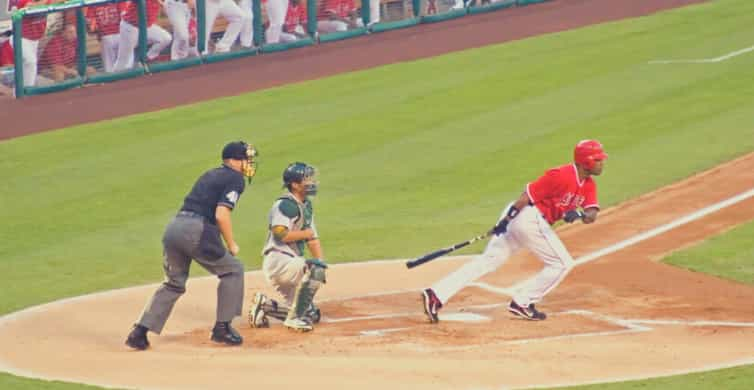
[491,219,509,236]
[563,210,585,223]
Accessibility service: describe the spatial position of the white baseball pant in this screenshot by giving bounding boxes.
[99,34,119,72]
[264,0,288,44]
[369,0,380,24]
[113,21,172,71]
[165,0,194,60]
[238,0,254,47]
[204,0,246,53]
[263,251,307,305]
[20,37,39,86]
[432,205,574,306]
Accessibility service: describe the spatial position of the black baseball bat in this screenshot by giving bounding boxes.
[405,230,493,269]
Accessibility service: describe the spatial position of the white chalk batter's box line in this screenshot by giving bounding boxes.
[348,308,754,351]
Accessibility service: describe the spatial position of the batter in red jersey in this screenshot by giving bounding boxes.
[422,140,608,322]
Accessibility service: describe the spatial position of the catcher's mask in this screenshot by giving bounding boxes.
[222,141,259,183]
[283,162,318,196]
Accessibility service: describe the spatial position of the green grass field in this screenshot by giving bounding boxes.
[1,0,753,388]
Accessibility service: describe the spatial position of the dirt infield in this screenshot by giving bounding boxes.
[0,0,706,140]
[1,153,753,389]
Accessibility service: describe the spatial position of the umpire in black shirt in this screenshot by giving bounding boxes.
[126,141,259,349]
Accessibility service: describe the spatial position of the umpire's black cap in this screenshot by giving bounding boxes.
[222,141,250,160]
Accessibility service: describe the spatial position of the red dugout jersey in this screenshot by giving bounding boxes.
[284,2,307,32]
[122,0,161,27]
[526,163,599,225]
[88,3,122,36]
[0,40,13,66]
[41,33,76,66]
[318,0,355,19]
[19,0,51,41]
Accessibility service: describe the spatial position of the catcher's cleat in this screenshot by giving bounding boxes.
[283,317,314,332]
[422,288,443,324]
[125,324,150,350]
[249,292,270,328]
[508,301,547,321]
[210,322,243,346]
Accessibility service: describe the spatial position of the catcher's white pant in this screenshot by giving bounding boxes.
[113,21,172,71]
[99,34,119,72]
[165,0,199,60]
[265,0,288,44]
[263,251,307,305]
[20,37,39,87]
[432,205,574,307]
[204,0,248,52]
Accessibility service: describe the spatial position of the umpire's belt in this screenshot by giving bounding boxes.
[177,210,214,224]
[263,248,296,258]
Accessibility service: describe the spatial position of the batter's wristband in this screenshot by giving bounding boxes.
[506,205,520,219]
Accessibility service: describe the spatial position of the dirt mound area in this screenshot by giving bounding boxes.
[1,153,753,390]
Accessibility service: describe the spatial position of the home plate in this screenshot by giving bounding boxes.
[441,312,490,322]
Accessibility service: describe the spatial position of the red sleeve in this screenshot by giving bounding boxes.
[582,180,599,210]
[40,36,62,65]
[526,168,561,204]
[0,42,13,66]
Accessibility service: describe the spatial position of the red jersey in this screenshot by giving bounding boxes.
[526,163,599,225]
[0,40,13,66]
[41,34,77,66]
[284,2,307,32]
[87,3,122,36]
[122,0,161,27]
[318,0,355,19]
[19,0,50,41]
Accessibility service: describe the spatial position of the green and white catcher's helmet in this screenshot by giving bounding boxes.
[283,162,318,196]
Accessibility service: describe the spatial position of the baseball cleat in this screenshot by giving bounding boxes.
[210,322,243,346]
[508,300,547,321]
[125,324,150,350]
[284,317,314,332]
[248,292,270,328]
[422,288,443,324]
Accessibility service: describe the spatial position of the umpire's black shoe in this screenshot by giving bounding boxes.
[210,322,243,346]
[125,324,150,350]
[508,300,547,321]
[422,288,443,324]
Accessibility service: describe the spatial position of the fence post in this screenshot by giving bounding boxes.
[75,7,87,77]
[252,0,263,45]
[11,10,24,98]
[137,0,147,64]
[197,0,206,53]
[361,0,370,26]
[412,0,421,17]
[307,0,317,37]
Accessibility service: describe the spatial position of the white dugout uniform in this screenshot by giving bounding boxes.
[262,192,319,304]
[202,0,253,53]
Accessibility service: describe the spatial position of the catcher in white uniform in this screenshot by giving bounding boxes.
[249,162,326,332]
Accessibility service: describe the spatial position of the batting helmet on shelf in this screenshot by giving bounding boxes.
[574,139,608,170]
[283,162,318,196]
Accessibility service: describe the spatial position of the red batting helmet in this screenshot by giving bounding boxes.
[574,140,608,170]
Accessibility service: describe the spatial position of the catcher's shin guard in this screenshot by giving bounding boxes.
[287,263,326,326]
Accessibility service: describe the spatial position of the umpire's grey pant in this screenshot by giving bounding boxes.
[137,215,244,334]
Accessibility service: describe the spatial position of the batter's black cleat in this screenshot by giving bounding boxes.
[125,324,150,350]
[508,300,547,321]
[422,288,443,323]
[210,322,243,346]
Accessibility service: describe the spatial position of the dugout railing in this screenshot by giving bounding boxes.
[8,0,549,98]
